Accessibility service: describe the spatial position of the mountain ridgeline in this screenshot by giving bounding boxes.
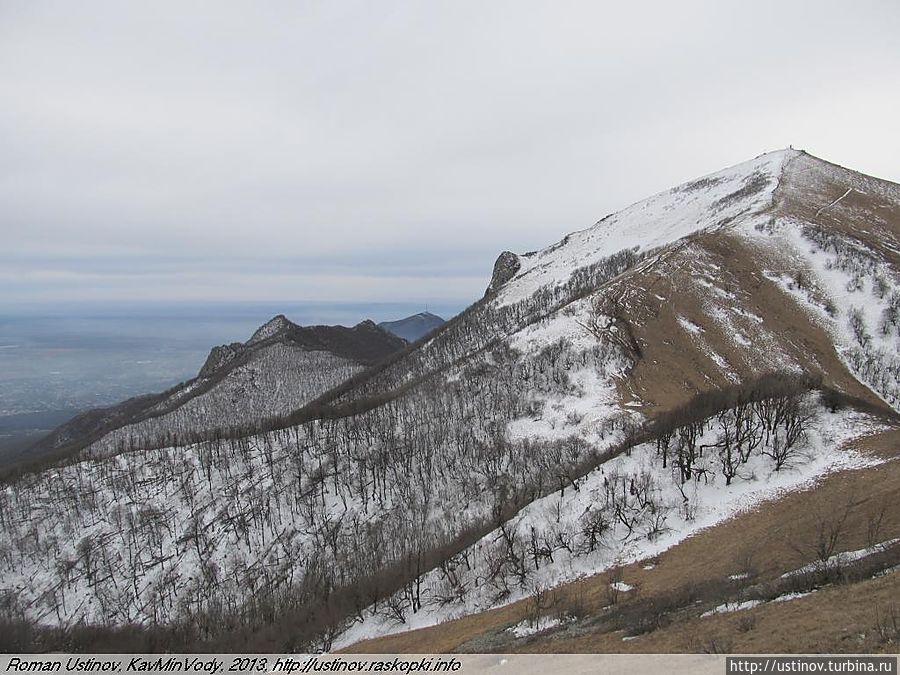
[16,316,406,467]
[1,149,899,653]
[377,312,446,343]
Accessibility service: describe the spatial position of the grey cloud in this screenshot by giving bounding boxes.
[2,0,898,306]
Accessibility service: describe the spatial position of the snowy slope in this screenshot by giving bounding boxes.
[29,316,405,460]
[334,403,885,648]
[741,152,900,411]
[2,149,898,651]
[336,150,799,414]
[86,344,362,456]
[495,150,795,306]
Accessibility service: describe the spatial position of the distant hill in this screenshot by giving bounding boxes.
[18,315,405,465]
[378,311,446,342]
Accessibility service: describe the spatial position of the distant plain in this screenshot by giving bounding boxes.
[0,301,465,463]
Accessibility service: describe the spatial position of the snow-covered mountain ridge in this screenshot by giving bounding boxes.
[23,316,405,463]
[2,149,898,653]
[493,150,792,305]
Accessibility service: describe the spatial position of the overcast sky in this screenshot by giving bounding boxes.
[3,0,899,310]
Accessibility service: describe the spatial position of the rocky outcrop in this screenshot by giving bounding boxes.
[199,342,245,377]
[484,251,521,296]
[247,314,294,345]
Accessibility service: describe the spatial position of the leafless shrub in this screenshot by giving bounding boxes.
[734,544,760,582]
[554,591,591,621]
[736,614,757,633]
[379,592,409,626]
[617,576,734,638]
[524,582,555,627]
[586,294,643,363]
[865,503,887,549]
[789,495,854,582]
[696,634,734,654]
[873,604,899,645]
[606,564,626,606]
[848,307,870,347]
[578,506,610,554]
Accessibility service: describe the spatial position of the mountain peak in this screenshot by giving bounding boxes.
[247,314,296,345]
[378,312,446,342]
[490,149,799,305]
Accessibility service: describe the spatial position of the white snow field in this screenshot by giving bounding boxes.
[334,405,886,648]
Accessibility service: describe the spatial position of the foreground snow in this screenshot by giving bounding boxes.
[335,406,885,649]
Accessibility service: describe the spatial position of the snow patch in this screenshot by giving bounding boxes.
[781,539,900,578]
[508,616,562,638]
[701,600,762,617]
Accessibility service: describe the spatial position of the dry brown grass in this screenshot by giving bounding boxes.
[609,232,887,416]
[776,152,900,263]
[540,564,900,654]
[604,152,900,418]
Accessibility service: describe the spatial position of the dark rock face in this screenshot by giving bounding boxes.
[243,315,405,364]
[199,342,245,378]
[278,319,407,364]
[485,251,521,296]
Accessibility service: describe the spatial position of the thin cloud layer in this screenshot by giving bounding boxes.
[2,0,898,306]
